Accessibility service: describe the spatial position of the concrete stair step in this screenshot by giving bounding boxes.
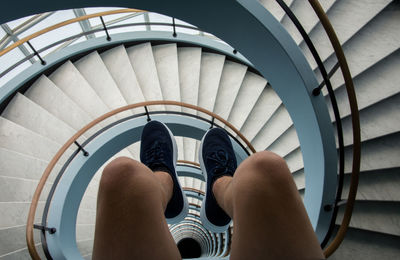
[0,224,45,258]
[342,168,400,202]
[0,117,72,164]
[48,60,116,125]
[100,44,145,114]
[284,147,303,173]
[339,92,400,146]
[304,0,391,69]
[152,43,185,160]
[322,2,400,89]
[267,125,300,158]
[280,0,336,45]
[344,132,400,173]
[153,43,181,105]
[74,51,132,119]
[227,71,266,131]
[292,169,305,190]
[327,49,400,120]
[240,85,281,142]
[0,148,61,183]
[290,130,400,189]
[194,51,225,159]
[251,104,292,151]
[178,47,202,162]
[257,0,295,23]
[328,226,400,260]
[336,200,400,236]
[197,52,225,113]
[24,75,101,138]
[2,93,77,145]
[126,42,164,111]
[213,60,247,120]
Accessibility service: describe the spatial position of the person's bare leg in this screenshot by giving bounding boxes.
[213,151,325,260]
[92,157,181,260]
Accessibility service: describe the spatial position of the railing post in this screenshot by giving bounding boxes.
[33,224,56,234]
[315,61,340,95]
[100,16,111,41]
[172,18,177,37]
[74,141,89,156]
[144,106,151,122]
[210,117,215,129]
[26,41,46,65]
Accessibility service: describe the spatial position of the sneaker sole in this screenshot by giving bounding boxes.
[199,130,231,233]
[160,121,189,225]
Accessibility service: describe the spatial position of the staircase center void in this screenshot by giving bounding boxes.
[178,238,203,258]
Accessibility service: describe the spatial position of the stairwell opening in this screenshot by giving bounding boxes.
[177,238,203,258]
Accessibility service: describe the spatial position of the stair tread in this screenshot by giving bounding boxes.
[280,0,335,45]
[328,226,400,260]
[0,147,60,183]
[153,43,181,105]
[2,93,76,145]
[24,75,101,138]
[340,92,400,146]
[178,47,202,162]
[323,2,400,89]
[126,42,164,110]
[0,117,71,163]
[252,104,292,151]
[342,168,400,202]
[74,51,132,119]
[328,49,400,120]
[197,52,225,113]
[227,71,266,131]
[240,85,281,143]
[267,126,300,158]
[304,0,391,69]
[213,60,247,120]
[344,132,400,173]
[100,45,145,108]
[336,200,400,237]
[48,60,112,121]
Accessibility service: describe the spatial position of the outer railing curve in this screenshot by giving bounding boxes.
[307,0,361,257]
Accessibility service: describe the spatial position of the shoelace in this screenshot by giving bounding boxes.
[207,149,236,176]
[144,141,166,166]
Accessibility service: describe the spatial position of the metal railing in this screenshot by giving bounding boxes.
[274,0,360,257]
[0,9,224,86]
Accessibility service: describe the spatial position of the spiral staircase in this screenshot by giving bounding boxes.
[0,0,399,259]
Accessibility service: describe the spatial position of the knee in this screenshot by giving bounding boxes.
[234,151,292,187]
[247,151,288,172]
[99,157,152,193]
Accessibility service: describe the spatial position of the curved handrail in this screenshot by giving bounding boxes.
[26,100,255,259]
[183,187,206,196]
[0,22,208,80]
[275,0,345,248]
[0,8,143,57]
[178,160,201,167]
[307,0,361,257]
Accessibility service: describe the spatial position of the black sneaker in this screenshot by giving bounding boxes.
[199,128,237,232]
[140,120,188,224]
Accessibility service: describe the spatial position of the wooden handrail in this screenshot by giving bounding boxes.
[183,187,206,196]
[26,100,255,259]
[0,8,143,57]
[308,0,361,258]
[177,160,201,167]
